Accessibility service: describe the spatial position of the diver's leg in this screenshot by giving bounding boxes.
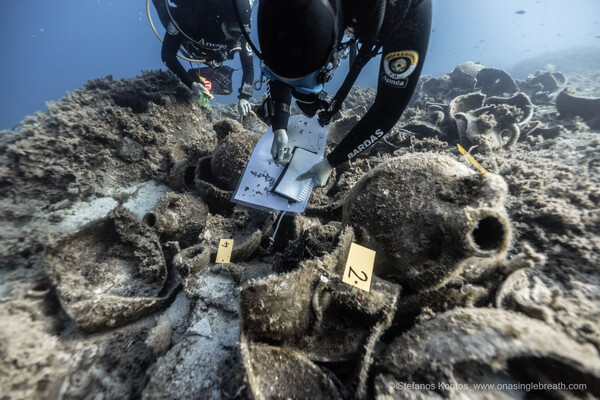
[152,0,172,30]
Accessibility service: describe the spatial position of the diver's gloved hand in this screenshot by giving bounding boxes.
[297,158,333,188]
[271,129,292,165]
[238,98,251,117]
[191,82,207,97]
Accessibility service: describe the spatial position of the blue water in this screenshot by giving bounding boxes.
[1,0,599,130]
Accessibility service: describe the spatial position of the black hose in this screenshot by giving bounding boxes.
[231,0,263,59]
[318,0,387,125]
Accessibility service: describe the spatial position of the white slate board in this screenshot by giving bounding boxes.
[231,115,329,213]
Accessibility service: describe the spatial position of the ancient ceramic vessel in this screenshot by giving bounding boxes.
[343,153,511,293]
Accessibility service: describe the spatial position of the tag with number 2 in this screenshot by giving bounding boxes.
[342,243,375,292]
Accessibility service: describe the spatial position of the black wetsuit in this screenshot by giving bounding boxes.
[154,0,254,100]
[270,0,432,167]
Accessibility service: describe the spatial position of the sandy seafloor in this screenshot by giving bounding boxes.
[0,58,599,399]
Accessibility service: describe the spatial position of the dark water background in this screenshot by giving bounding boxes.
[0,0,598,130]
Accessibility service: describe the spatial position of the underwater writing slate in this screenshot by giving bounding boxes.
[231,115,329,213]
[272,147,322,203]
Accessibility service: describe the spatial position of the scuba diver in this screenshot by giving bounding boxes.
[152,0,254,116]
[254,0,432,186]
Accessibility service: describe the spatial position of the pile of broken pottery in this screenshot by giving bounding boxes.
[1,61,599,399]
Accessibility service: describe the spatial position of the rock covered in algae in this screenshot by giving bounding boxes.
[343,153,511,293]
[374,308,600,398]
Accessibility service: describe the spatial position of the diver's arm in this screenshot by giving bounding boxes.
[326,0,432,168]
[161,27,194,89]
[269,80,292,131]
[238,42,254,100]
[268,80,293,163]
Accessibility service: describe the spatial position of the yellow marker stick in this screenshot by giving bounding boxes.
[342,243,375,292]
[216,239,234,263]
[457,144,488,174]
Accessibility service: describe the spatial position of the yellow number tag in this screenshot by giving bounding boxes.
[215,239,234,263]
[342,243,375,292]
[457,144,488,174]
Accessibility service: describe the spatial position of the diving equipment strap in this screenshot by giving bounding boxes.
[232,0,262,58]
[317,44,380,126]
[318,0,387,125]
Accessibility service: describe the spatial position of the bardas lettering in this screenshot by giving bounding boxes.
[347,129,386,159]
